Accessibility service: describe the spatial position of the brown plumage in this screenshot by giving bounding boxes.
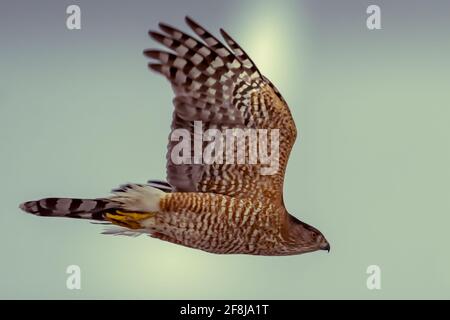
[19,17,330,256]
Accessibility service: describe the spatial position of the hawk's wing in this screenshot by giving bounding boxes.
[144,17,297,203]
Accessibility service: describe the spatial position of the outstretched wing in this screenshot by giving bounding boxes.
[144,17,297,203]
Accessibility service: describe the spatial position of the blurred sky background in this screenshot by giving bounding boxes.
[1,0,449,299]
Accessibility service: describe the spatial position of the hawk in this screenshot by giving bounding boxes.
[20,17,330,256]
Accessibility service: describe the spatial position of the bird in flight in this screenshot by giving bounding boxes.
[20,17,330,256]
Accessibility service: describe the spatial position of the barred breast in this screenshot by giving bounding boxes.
[154,193,284,254]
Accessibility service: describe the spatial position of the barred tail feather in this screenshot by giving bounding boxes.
[19,184,165,229]
[19,198,114,220]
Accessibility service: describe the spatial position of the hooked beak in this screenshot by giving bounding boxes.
[322,242,330,252]
[319,237,330,252]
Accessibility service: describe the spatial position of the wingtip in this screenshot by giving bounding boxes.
[147,63,162,73]
[148,30,163,41]
[142,49,152,57]
[185,15,199,29]
[143,49,159,59]
[158,22,171,33]
[219,28,232,41]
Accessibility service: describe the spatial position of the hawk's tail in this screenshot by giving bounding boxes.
[19,197,116,220]
[19,183,166,228]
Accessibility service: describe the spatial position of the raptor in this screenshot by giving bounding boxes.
[20,17,330,256]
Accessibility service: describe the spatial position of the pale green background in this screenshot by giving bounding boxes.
[1,0,449,299]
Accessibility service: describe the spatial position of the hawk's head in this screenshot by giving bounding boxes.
[285,214,330,254]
